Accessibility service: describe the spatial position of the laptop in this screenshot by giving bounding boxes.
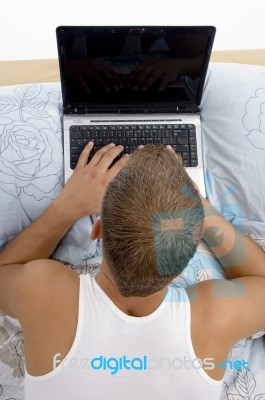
[56,26,216,196]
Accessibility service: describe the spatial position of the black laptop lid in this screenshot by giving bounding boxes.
[56,26,216,113]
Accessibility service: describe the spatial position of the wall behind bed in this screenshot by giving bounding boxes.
[0,0,265,61]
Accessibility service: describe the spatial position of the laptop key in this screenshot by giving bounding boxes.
[173,130,188,137]
[182,152,189,159]
[190,145,197,152]
[71,146,83,154]
[71,153,79,161]
[98,138,106,146]
[177,137,188,145]
[149,131,157,138]
[189,137,197,144]
[124,145,132,153]
[82,131,92,138]
[175,145,189,152]
[119,138,127,145]
[165,130,173,137]
[190,159,198,167]
[70,130,83,138]
[190,152,197,159]
[146,138,153,144]
[82,138,89,146]
[70,138,81,146]
[189,129,196,137]
[138,138,145,145]
[183,159,190,167]
[142,131,150,138]
[129,138,138,145]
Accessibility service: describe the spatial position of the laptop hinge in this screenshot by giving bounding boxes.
[64,104,200,114]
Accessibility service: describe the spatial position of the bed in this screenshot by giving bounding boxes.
[0,49,265,399]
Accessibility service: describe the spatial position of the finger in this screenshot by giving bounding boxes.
[166,145,184,165]
[129,62,152,81]
[166,145,180,156]
[75,141,94,169]
[111,70,123,89]
[158,76,170,91]
[129,65,144,81]
[166,144,175,153]
[107,153,130,179]
[77,75,92,94]
[129,66,151,89]
[93,62,120,89]
[103,69,122,91]
[131,69,151,90]
[88,70,112,92]
[88,143,116,167]
[96,145,124,171]
[142,70,162,91]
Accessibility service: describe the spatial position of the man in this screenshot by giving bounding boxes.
[0,142,265,400]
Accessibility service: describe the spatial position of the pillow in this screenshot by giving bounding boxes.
[0,83,100,265]
[201,63,265,236]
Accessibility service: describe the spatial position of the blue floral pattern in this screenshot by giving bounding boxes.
[0,84,63,223]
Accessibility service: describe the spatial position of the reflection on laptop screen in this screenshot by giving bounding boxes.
[58,27,215,109]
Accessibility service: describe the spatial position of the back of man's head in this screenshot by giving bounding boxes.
[101,145,204,297]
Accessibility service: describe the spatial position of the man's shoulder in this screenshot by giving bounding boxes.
[186,278,238,327]
[16,259,79,327]
[185,279,237,367]
[185,279,239,342]
[18,260,80,375]
[186,277,265,349]
[22,259,78,296]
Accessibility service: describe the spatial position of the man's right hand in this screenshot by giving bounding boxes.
[55,143,129,219]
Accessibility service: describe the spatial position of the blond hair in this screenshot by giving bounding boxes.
[101,145,204,297]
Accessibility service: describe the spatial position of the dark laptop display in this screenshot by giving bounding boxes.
[57,26,215,113]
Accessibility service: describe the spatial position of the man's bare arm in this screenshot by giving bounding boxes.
[188,197,265,348]
[202,197,265,279]
[0,143,128,266]
[0,143,129,318]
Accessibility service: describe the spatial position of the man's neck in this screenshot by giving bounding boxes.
[95,260,167,317]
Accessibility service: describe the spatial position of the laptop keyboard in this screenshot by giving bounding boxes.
[69,124,198,170]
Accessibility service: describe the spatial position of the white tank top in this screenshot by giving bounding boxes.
[25,274,223,400]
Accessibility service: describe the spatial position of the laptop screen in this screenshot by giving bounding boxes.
[57,26,215,112]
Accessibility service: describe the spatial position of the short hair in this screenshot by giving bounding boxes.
[101,145,204,297]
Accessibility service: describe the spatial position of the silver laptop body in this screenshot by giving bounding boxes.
[57,26,216,197]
